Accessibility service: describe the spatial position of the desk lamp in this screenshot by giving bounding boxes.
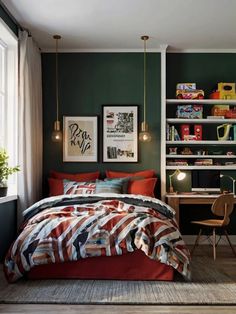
[169,169,186,194]
[220,174,235,195]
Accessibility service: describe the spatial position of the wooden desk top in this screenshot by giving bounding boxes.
[166,193,236,199]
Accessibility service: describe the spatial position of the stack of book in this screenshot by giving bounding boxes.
[167,160,188,166]
[194,159,213,166]
[166,124,180,141]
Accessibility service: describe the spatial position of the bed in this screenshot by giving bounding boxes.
[4,193,190,283]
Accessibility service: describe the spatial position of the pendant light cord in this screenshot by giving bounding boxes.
[143,37,147,124]
[53,35,61,122]
[55,37,59,122]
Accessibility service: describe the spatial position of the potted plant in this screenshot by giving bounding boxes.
[0,148,20,197]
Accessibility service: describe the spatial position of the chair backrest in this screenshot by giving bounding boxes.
[211,194,234,226]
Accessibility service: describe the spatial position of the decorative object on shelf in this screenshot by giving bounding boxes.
[183,135,197,141]
[169,169,186,194]
[102,105,138,162]
[139,35,151,143]
[176,83,204,99]
[176,89,204,100]
[195,149,208,155]
[220,174,235,195]
[0,148,20,197]
[226,151,235,156]
[225,109,236,118]
[194,124,202,140]
[180,124,190,140]
[217,123,232,141]
[176,83,196,91]
[169,147,177,155]
[211,105,229,117]
[181,147,193,155]
[63,116,98,162]
[176,105,203,119]
[210,83,236,100]
[51,35,63,142]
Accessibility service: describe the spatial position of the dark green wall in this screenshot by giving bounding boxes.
[167,53,236,98]
[0,200,17,261]
[0,4,18,35]
[42,52,161,193]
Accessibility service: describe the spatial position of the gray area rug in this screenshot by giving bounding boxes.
[0,257,236,305]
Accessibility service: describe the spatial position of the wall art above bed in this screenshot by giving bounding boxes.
[63,116,98,162]
[102,105,138,163]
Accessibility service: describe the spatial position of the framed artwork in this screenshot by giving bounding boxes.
[63,116,98,162]
[102,105,138,162]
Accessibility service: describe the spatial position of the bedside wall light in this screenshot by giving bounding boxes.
[220,174,235,195]
[51,35,63,142]
[169,169,186,194]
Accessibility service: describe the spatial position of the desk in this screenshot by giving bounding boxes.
[166,194,236,225]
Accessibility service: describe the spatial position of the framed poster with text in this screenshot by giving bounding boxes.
[102,105,138,162]
[63,116,98,162]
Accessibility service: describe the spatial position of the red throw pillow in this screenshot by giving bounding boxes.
[50,170,100,181]
[106,169,155,179]
[48,178,64,196]
[128,178,157,197]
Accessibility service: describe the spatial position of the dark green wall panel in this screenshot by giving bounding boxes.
[0,200,17,261]
[42,52,161,194]
[167,53,236,98]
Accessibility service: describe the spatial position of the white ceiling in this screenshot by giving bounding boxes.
[2,0,236,52]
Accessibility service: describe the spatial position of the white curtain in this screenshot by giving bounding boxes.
[18,30,43,220]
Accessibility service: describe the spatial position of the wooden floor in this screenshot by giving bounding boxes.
[1,246,236,314]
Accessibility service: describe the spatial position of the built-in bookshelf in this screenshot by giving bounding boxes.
[160,52,236,198]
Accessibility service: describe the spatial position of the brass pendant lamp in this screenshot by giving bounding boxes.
[139,35,151,143]
[51,34,63,142]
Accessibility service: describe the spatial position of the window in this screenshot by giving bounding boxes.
[0,19,18,194]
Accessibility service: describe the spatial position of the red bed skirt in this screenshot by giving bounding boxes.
[28,250,174,281]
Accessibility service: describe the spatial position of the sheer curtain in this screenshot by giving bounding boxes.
[18,30,42,221]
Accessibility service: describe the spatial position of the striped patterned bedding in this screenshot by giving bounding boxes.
[4,193,191,282]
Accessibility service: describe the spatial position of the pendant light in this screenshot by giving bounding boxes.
[51,34,63,142]
[139,35,151,143]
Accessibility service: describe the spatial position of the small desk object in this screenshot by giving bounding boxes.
[165,193,236,225]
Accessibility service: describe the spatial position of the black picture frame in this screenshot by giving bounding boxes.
[102,105,139,163]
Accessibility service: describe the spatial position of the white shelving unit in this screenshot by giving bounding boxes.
[167,99,236,105]
[160,84,236,198]
[166,166,236,170]
[166,155,236,159]
[167,118,236,124]
[166,140,236,145]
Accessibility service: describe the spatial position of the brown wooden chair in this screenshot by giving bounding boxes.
[191,193,236,260]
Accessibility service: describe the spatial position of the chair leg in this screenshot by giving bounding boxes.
[191,229,202,256]
[224,230,236,257]
[213,228,216,260]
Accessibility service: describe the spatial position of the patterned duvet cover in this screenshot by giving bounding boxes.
[4,193,191,282]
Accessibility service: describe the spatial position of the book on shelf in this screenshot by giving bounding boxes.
[207,116,225,119]
[194,159,213,166]
[166,123,170,140]
[167,160,188,166]
[166,125,180,141]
